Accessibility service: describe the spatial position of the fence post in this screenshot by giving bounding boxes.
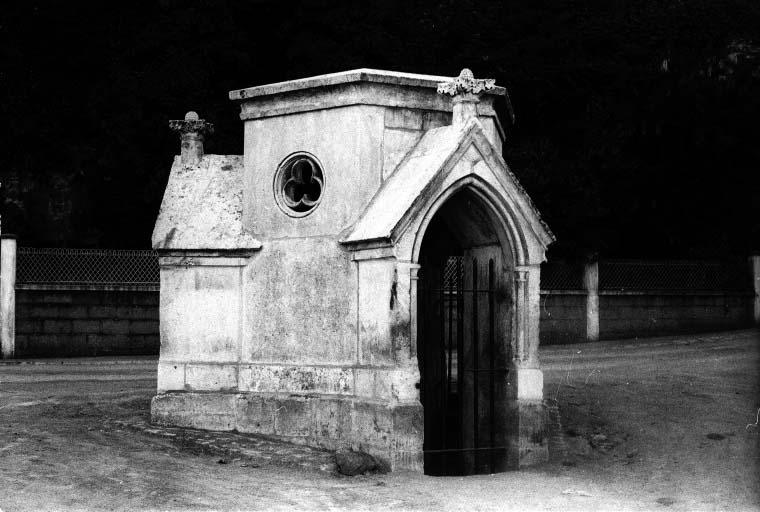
[584,260,599,342]
[751,254,760,325]
[1,235,17,359]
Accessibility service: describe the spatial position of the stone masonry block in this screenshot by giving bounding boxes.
[106,292,135,306]
[350,401,393,449]
[391,404,423,439]
[66,335,90,356]
[102,320,129,334]
[182,364,236,391]
[235,395,276,435]
[87,334,130,353]
[312,398,351,443]
[141,307,160,321]
[43,319,72,334]
[390,404,424,471]
[185,364,238,392]
[15,291,35,305]
[73,320,101,334]
[14,334,30,353]
[134,292,160,306]
[503,400,549,470]
[354,368,375,398]
[117,306,159,321]
[29,306,59,318]
[152,392,236,431]
[16,319,41,334]
[63,306,89,319]
[384,107,423,130]
[238,365,353,395]
[274,397,314,438]
[137,334,160,350]
[34,335,61,353]
[75,292,103,305]
[114,306,140,319]
[422,110,451,130]
[89,306,115,319]
[129,320,158,335]
[40,293,74,304]
[157,362,185,392]
[387,369,419,403]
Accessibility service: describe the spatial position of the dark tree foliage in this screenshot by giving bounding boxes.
[1,0,758,259]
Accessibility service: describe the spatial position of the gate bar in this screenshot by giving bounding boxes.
[457,258,465,458]
[488,258,496,473]
[472,258,479,467]
[439,264,447,450]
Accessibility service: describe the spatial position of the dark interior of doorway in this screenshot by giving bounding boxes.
[417,193,511,476]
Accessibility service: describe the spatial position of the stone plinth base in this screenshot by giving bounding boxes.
[508,400,550,468]
[151,392,423,471]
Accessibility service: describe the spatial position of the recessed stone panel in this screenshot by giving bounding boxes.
[159,265,241,363]
[243,238,357,365]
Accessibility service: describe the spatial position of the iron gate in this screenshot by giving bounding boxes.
[418,256,510,476]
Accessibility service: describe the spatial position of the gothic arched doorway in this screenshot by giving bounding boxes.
[417,188,514,476]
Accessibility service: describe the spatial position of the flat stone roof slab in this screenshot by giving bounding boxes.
[229,68,507,101]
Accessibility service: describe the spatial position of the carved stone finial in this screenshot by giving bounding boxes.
[436,68,496,96]
[169,111,214,166]
[438,69,496,128]
[169,111,214,136]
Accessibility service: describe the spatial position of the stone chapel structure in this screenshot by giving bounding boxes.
[152,69,554,474]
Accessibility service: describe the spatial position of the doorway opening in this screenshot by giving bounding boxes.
[417,189,513,476]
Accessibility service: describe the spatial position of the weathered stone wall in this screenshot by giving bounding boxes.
[152,250,423,470]
[539,290,753,344]
[14,288,159,357]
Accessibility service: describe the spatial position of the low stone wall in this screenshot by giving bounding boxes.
[14,287,159,357]
[599,292,753,339]
[539,290,754,345]
[539,292,587,345]
[9,287,754,355]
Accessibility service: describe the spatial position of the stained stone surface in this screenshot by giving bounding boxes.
[152,68,553,472]
[152,154,260,251]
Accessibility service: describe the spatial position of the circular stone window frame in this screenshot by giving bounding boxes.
[273,151,326,218]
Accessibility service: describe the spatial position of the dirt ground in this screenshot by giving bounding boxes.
[0,329,758,511]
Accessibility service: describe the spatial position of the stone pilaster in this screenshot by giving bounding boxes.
[584,260,600,341]
[0,234,16,359]
[751,255,760,325]
[511,265,543,401]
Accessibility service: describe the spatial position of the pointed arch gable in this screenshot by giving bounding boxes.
[340,118,553,264]
[403,174,527,266]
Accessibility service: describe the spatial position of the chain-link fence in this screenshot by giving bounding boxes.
[540,262,584,290]
[540,259,752,292]
[445,257,751,292]
[16,247,159,288]
[599,260,752,292]
[10,247,754,293]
